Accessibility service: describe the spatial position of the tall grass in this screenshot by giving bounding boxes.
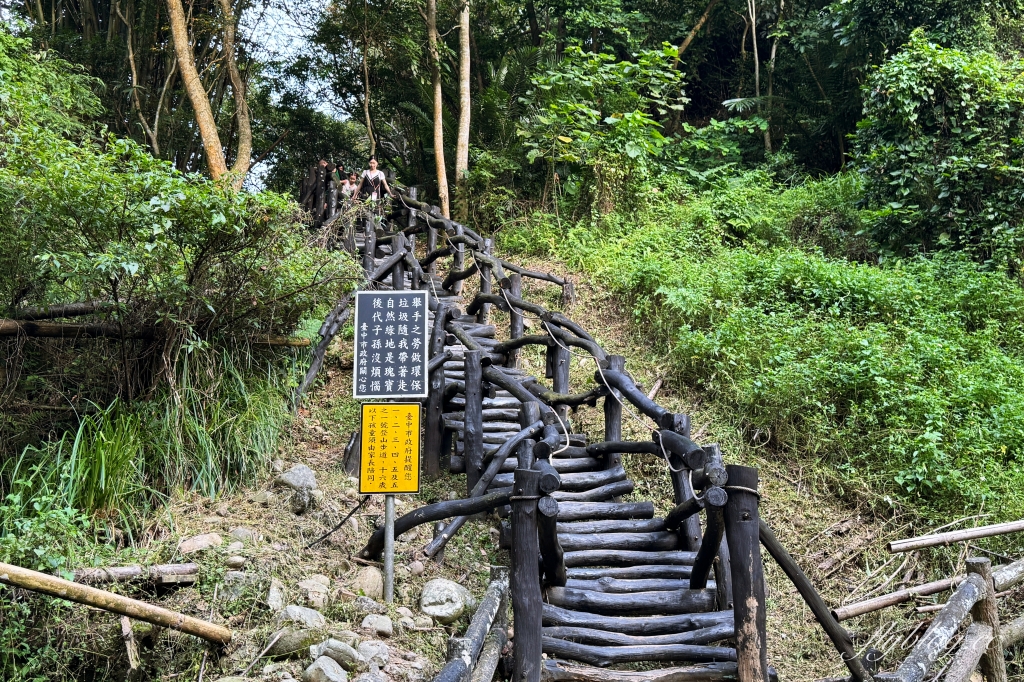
[0,349,293,536]
[500,170,1024,520]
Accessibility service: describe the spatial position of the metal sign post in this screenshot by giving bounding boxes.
[353,289,428,604]
[358,402,421,603]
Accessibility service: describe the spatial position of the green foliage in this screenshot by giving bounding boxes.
[517,45,687,169]
[505,169,1024,518]
[854,32,1024,268]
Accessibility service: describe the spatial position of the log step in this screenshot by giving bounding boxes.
[541,623,733,647]
[539,660,778,682]
[556,519,665,534]
[551,480,634,502]
[545,586,716,616]
[542,638,736,667]
[556,531,680,553]
[555,502,655,522]
[564,578,713,593]
[542,604,732,635]
[563,550,696,567]
[491,465,625,493]
[566,565,693,580]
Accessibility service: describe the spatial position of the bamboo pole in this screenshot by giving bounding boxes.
[888,519,1024,553]
[832,577,963,621]
[0,562,232,644]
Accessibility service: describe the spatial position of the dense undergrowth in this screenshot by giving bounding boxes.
[501,169,1024,520]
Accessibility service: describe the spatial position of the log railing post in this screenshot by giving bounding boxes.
[552,343,570,424]
[967,557,1007,682]
[452,224,466,295]
[510,464,543,682]
[423,305,449,478]
[362,216,377,273]
[392,233,406,291]
[507,273,523,368]
[464,349,484,493]
[427,224,438,275]
[478,238,493,324]
[538,496,567,587]
[603,355,624,469]
[409,235,421,289]
[724,465,768,682]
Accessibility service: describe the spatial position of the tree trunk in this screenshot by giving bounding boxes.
[675,0,722,62]
[454,0,471,222]
[363,43,376,156]
[166,0,227,180]
[425,0,450,217]
[217,0,252,188]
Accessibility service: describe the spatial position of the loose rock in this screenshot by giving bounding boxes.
[331,630,361,648]
[419,579,476,624]
[312,639,368,672]
[354,596,384,614]
[412,616,432,629]
[229,526,257,542]
[304,656,348,682]
[361,614,393,638]
[407,561,424,577]
[266,627,323,658]
[267,578,287,612]
[299,575,332,608]
[178,533,222,555]
[357,641,389,668]
[254,490,277,506]
[396,607,414,618]
[227,541,244,553]
[291,489,312,515]
[351,567,384,600]
[275,464,318,491]
[225,555,246,569]
[220,571,258,601]
[276,605,326,629]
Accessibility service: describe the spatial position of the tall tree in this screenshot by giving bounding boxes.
[423,0,451,217]
[165,0,251,187]
[454,0,471,221]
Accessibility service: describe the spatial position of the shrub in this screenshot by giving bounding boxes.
[854,31,1024,269]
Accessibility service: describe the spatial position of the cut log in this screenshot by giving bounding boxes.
[557,532,680,553]
[567,565,694,580]
[564,550,696,567]
[542,603,731,635]
[541,637,735,666]
[556,502,655,522]
[73,563,199,584]
[0,561,231,644]
[885,574,986,682]
[552,480,634,502]
[556,519,666,534]
[941,622,992,682]
[545,586,716,616]
[541,623,734,647]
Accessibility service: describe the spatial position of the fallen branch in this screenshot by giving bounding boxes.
[0,562,232,644]
[73,563,198,585]
[831,577,963,621]
[889,519,1024,553]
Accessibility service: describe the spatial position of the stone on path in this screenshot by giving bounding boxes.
[361,614,393,638]
[312,639,368,671]
[351,566,383,600]
[275,464,318,491]
[304,656,348,682]
[266,627,323,658]
[353,596,384,614]
[267,578,287,612]
[419,579,476,624]
[275,604,326,629]
[357,641,389,668]
[178,533,222,555]
[299,575,332,609]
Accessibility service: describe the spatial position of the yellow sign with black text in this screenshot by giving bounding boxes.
[359,403,421,494]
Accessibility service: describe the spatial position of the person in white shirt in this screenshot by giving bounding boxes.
[341,170,359,204]
[354,156,395,202]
